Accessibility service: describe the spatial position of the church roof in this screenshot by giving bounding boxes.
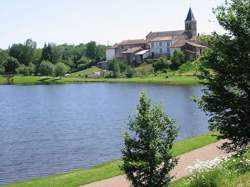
[185,8,196,21]
[146,30,185,39]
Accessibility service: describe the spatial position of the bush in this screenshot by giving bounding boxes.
[77,56,92,71]
[125,66,135,78]
[0,65,4,74]
[3,57,20,74]
[39,60,54,76]
[16,64,35,76]
[55,62,67,77]
[122,93,178,187]
[170,49,185,70]
[153,56,171,72]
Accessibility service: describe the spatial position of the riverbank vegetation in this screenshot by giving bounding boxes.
[170,150,250,187]
[2,133,218,187]
[0,38,203,85]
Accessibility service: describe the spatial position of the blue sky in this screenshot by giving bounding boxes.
[0,0,225,49]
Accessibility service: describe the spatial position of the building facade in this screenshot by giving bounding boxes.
[106,8,206,63]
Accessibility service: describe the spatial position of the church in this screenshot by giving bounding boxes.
[106,8,206,64]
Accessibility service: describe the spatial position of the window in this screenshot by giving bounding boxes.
[160,48,163,53]
[151,43,154,48]
[159,42,162,47]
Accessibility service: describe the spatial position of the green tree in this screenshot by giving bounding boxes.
[170,49,185,70]
[3,57,20,73]
[108,59,121,78]
[39,60,54,76]
[86,41,97,60]
[16,64,35,76]
[153,56,171,72]
[198,0,250,153]
[77,56,92,70]
[122,93,178,187]
[40,43,63,64]
[9,39,36,66]
[54,62,67,77]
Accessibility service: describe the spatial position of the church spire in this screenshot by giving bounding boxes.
[185,8,197,38]
[185,8,196,21]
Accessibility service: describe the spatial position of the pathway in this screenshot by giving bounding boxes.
[80,140,227,187]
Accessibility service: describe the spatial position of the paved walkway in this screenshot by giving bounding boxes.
[81,140,226,187]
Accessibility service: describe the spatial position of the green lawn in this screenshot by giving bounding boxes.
[3,133,218,187]
[0,74,201,86]
[69,67,102,77]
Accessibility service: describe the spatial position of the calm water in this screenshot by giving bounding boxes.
[0,83,208,184]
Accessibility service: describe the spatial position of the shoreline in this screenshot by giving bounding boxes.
[0,75,201,86]
[2,133,218,187]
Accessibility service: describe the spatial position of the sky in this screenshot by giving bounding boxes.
[0,0,226,49]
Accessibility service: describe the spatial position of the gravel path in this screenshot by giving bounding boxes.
[81,140,227,187]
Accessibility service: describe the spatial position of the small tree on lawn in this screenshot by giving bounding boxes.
[55,62,67,77]
[198,0,250,153]
[122,93,178,187]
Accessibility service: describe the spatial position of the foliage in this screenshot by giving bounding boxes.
[3,57,20,73]
[38,60,54,76]
[54,62,68,77]
[184,151,250,187]
[122,93,178,187]
[77,56,92,70]
[16,64,35,76]
[1,39,107,76]
[9,39,36,66]
[153,56,171,72]
[107,59,133,78]
[198,0,250,153]
[170,49,185,70]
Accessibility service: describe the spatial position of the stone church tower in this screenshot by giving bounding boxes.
[185,8,197,38]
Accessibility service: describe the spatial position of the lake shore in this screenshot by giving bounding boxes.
[2,133,218,187]
[0,75,201,86]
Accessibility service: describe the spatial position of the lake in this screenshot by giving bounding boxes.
[0,83,208,184]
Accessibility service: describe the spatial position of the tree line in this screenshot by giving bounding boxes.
[0,39,106,76]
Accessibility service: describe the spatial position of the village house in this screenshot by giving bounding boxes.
[106,8,206,64]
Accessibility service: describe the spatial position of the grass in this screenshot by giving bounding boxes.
[2,133,218,187]
[0,74,201,86]
[69,66,102,77]
[170,150,250,187]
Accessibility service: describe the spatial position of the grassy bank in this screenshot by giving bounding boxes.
[0,75,200,86]
[3,133,218,187]
[170,150,250,187]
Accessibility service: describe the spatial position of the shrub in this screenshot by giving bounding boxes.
[39,60,54,76]
[170,49,185,70]
[55,62,67,77]
[0,65,5,74]
[16,64,35,76]
[153,56,171,72]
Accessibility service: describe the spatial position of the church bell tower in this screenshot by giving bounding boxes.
[185,8,197,38]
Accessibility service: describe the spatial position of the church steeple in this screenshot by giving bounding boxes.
[185,8,197,38]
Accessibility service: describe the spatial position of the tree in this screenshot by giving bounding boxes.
[86,41,97,60]
[3,57,20,73]
[198,0,250,153]
[122,93,178,187]
[9,39,36,66]
[54,62,67,77]
[39,60,54,76]
[77,56,92,70]
[170,49,185,70]
[16,64,35,76]
[153,56,171,72]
